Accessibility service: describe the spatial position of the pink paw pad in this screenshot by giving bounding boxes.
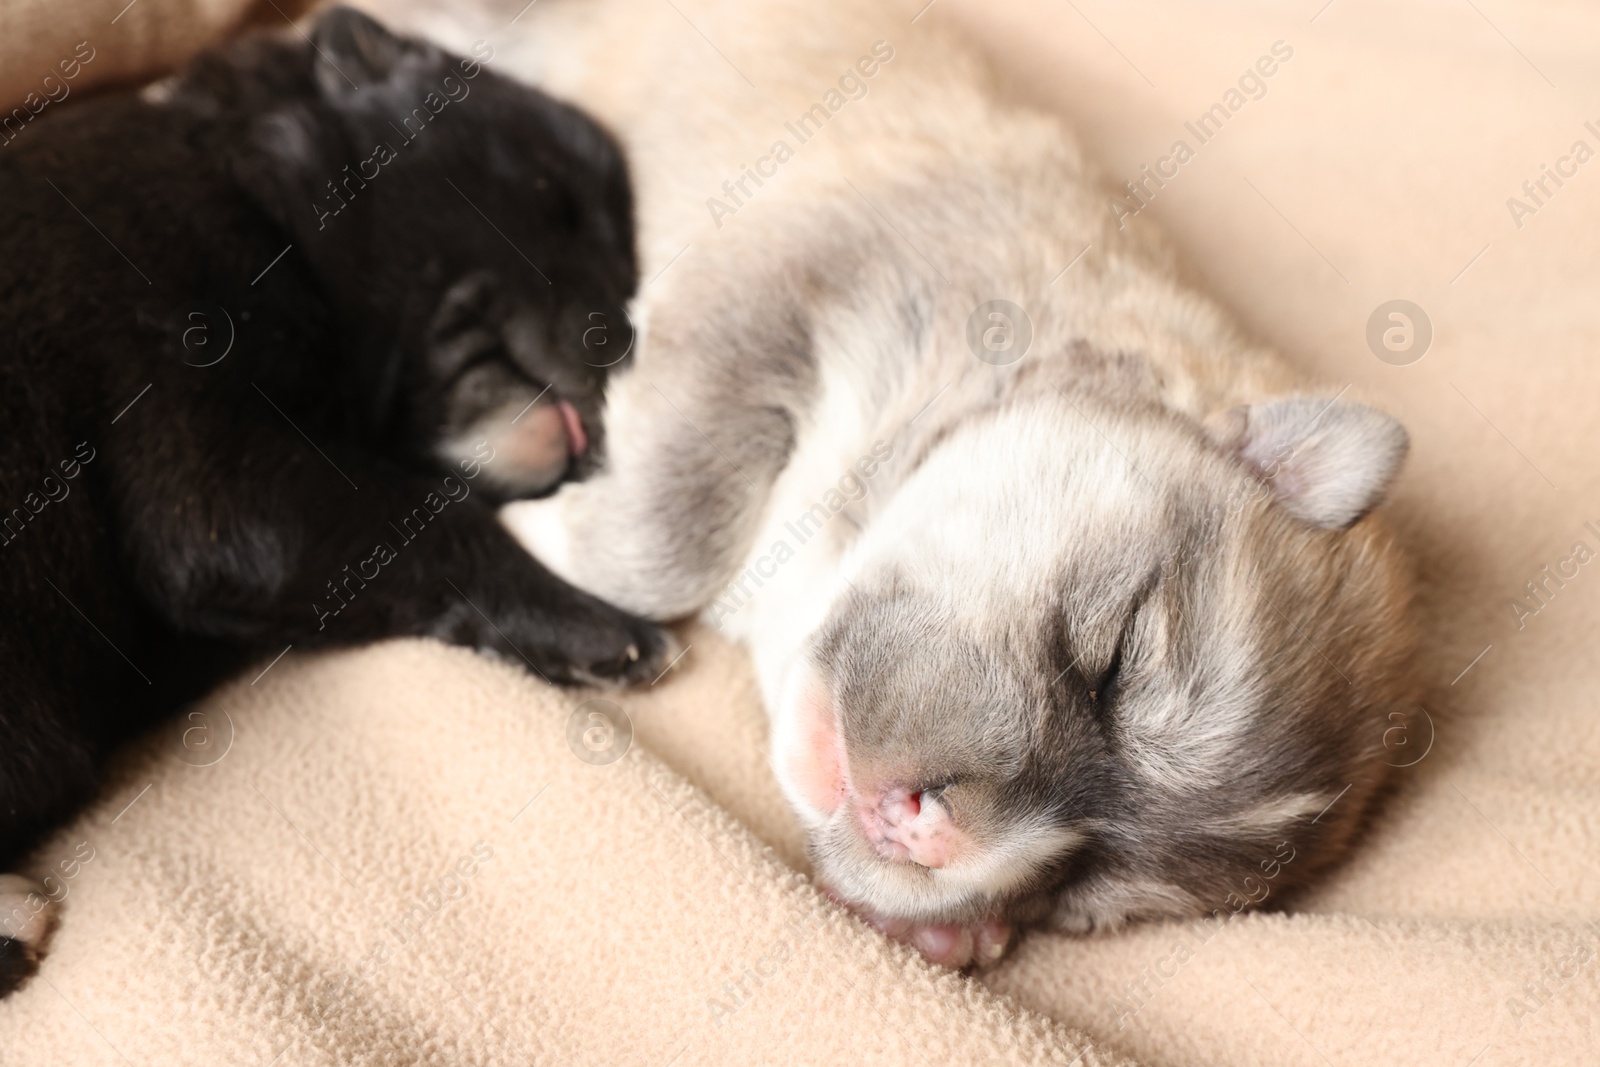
[856,907,1013,970]
[905,919,1013,969]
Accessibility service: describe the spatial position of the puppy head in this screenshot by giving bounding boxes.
[231,7,636,496]
[775,391,1415,931]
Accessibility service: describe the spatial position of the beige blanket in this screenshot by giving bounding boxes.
[3,1,1598,1065]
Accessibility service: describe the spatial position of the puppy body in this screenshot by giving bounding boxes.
[407,0,1419,961]
[0,9,670,989]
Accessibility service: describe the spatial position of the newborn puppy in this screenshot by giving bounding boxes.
[463,0,1418,965]
[0,7,666,991]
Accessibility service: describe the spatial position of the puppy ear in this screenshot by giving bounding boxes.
[232,10,432,239]
[1208,396,1409,529]
[231,106,333,237]
[309,6,434,97]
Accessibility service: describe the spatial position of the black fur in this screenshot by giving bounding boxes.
[0,5,666,973]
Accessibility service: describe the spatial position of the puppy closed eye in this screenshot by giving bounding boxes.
[432,271,501,326]
[1089,640,1124,705]
[428,331,507,384]
[445,359,525,418]
[1086,608,1144,708]
[1086,577,1159,706]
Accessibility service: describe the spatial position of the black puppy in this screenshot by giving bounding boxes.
[0,8,668,990]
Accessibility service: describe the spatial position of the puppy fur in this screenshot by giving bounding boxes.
[0,7,670,991]
[388,0,1419,963]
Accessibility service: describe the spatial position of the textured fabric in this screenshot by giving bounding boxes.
[3,1,1598,1065]
[0,635,1123,1065]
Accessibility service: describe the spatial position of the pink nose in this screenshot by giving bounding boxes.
[856,788,954,868]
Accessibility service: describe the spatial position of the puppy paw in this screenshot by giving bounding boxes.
[869,914,1012,970]
[821,885,1012,970]
[0,874,56,997]
[545,601,678,689]
[435,583,676,689]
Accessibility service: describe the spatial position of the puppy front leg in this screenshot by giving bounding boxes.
[121,447,671,686]
[503,362,799,622]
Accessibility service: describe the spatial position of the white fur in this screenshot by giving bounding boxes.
[501,494,574,583]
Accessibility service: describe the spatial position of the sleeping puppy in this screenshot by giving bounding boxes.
[420,0,1422,967]
[0,7,667,992]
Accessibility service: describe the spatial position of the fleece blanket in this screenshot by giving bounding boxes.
[2,1,1598,1065]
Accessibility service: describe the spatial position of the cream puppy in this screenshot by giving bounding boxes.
[373,0,1418,967]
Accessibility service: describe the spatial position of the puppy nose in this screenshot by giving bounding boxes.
[884,789,922,823]
[856,787,954,869]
